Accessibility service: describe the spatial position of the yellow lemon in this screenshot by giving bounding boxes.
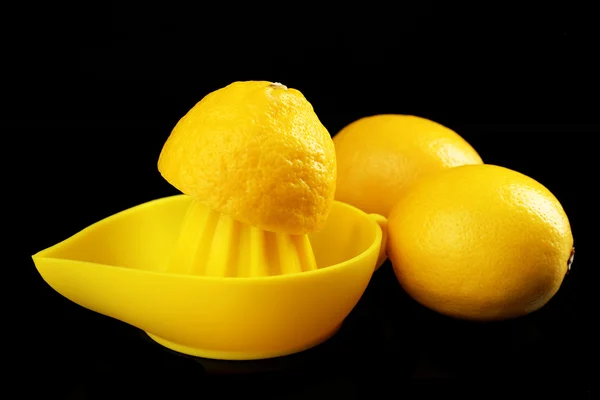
[333,114,482,217]
[158,81,336,235]
[387,164,574,321]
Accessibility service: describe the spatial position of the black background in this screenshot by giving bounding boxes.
[10,2,597,398]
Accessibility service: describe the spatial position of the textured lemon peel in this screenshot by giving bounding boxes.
[158,80,336,235]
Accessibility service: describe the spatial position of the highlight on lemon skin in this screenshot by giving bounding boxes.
[158,80,337,236]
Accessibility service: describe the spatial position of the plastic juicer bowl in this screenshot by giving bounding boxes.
[32,195,387,360]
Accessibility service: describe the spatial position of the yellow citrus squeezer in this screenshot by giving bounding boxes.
[32,81,388,360]
[33,195,386,360]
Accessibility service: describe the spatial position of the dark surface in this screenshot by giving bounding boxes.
[10,3,597,399]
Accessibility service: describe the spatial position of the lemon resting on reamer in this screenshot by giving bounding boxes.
[32,81,388,360]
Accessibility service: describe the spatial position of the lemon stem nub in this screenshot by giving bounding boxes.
[270,82,288,89]
[567,247,575,274]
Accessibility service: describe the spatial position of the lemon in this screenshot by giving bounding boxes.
[333,114,482,217]
[387,164,574,321]
[158,81,336,235]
